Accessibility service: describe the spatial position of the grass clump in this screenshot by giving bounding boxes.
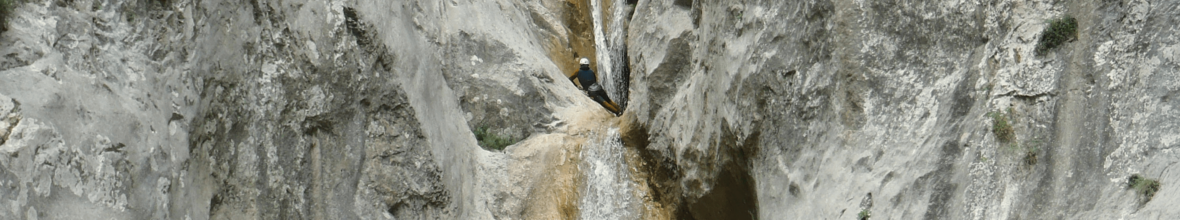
[857,209,871,220]
[1127,174,1161,203]
[473,125,517,151]
[988,110,1015,143]
[1035,15,1078,55]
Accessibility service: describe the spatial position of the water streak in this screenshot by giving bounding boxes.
[579,2,640,219]
[578,128,640,220]
[591,0,630,108]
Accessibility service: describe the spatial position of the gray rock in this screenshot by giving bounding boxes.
[6,0,1179,219]
[628,0,1180,219]
[0,94,16,142]
[0,0,611,219]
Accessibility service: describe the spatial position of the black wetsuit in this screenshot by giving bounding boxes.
[571,65,597,89]
[569,65,614,108]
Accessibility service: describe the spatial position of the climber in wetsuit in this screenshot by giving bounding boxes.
[569,58,621,115]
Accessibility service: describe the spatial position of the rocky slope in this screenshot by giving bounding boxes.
[628,0,1180,219]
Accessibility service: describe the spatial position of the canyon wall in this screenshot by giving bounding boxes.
[628,0,1180,219]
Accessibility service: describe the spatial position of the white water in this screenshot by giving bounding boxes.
[578,1,640,219]
[591,0,630,108]
[578,128,641,220]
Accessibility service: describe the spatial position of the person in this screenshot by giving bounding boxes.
[569,58,621,115]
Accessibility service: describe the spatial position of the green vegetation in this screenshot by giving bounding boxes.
[857,209,871,220]
[474,125,517,151]
[0,0,14,15]
[1022,145,1038,166]
[986,109,1041,167]
[1035,15,1078,55]
[1016,139,1041,166]
[1127,174,1161,203]
[988,110,1015,143]
[0,0,19,32]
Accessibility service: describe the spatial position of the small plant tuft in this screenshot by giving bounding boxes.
[1022,140,1041,166]
[857,209,871,220]
[1022,147,1038,166]
[474,125,517,151]
[1035,15,1078,55]
[988,111,1015,143]
[1127,174,1161,203]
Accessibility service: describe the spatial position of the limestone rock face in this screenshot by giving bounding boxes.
[0,1,200,219]
[0,0,595,219]
[6,0,1180,219]
[629,0,1180,219]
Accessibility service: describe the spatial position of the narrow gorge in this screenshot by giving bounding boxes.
[1,0,1180,220]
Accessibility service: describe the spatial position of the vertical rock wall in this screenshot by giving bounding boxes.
[628,0,1180,219]
[0,0,200,219]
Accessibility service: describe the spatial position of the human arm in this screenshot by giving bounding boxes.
[568,74,580,88]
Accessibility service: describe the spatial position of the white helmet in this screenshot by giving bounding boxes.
[579,58,590,65]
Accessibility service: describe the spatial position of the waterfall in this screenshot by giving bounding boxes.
[591,0,630,109]
[577,1,640,219]
[578,128,640,220]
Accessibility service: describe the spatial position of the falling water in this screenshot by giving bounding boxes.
[591,0,630,109]
[578,128,641,220]
[577,1,641,219]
